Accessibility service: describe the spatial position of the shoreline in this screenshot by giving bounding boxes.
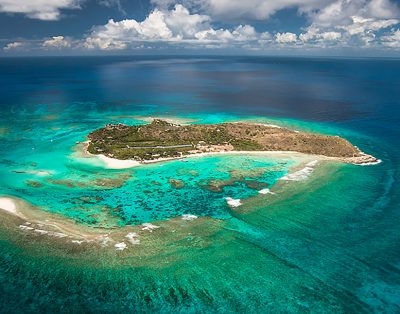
[78,141,381,170]
[82,117,381,169]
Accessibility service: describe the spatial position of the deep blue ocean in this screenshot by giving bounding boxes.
[0,56,399,313]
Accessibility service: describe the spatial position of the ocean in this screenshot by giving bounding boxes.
[0,56,399,313]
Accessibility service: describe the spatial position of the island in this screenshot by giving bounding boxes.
[86,119,379,165]
[0,118,382,259]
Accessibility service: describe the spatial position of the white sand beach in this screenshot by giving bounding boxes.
[97,154,141,169]
[0,197,18,215]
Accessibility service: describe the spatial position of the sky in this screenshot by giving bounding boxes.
[1,0,400,56]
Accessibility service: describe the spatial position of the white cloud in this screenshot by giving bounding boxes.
[151,0,332,20]
[194,25,257,43]
[300,26,342,42]
[0,0,82,20]
[150,0,395,23]
[305,0,399,26]
[301,0,400,47]
[381,29,400,47]
[365,0,400,19]
[275,32,297,43]
[42,36,71,48]
[3,0,400,52]
[3,41,25,51]
[148,0,400,49]
[337,15,399,35]
[84,5,209,49]
[84,5,261,49]
[321,31,342,41]
[230,25,258,41]
[194,28,233,42]
[163,4,210,38]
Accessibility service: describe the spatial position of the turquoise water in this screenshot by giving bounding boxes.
[0,56,399,313]
[0,105,294,225]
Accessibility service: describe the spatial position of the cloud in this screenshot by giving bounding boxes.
[300,27,342,43]
[275,32,297,43]
[381,29,400,47]
[3,0,400,53]
[151,0,332,20]
[194,25,259,43]
[3,41,25,51]
[308,0,400,25]
[147,0,400,49]
[0,0,82,20]
[84,4,261,49]
[84,4,209,49]
[42,36,71,48]
[300,0,400,47]
[150,0,400,27]
[337,15,399,35]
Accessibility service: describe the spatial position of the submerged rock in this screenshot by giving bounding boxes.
[169,179,185,189]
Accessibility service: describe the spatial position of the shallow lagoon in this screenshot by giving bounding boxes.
[0,108,300,226]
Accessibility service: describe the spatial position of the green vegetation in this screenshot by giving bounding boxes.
[87,119,361,161]
[230,139,263,151]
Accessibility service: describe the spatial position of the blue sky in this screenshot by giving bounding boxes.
[1,0,400,56]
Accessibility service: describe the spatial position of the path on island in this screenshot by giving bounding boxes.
[127,144,193,149]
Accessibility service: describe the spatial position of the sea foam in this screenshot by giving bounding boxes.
[181,214,198,221]
[125,232,140,245]
[98,235,113,247]
[141,223,160,232]
[258,188,275,195]
[19,225,34,231]
[225,197,242,207]
[280,160,319,181]
[71,240,84,245]
[358,159,382,166]
[114,242,127,251]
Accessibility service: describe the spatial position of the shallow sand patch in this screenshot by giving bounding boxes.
[13,169,54,177]
[0,198,17,215]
